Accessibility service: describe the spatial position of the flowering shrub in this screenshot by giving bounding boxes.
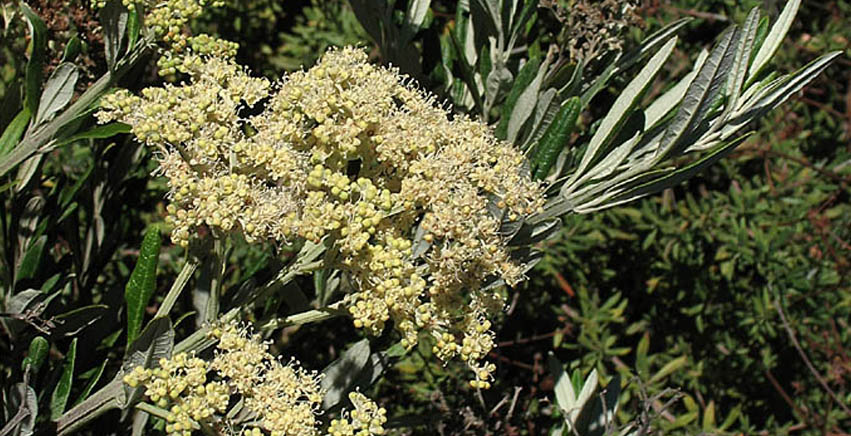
[99,46,545,387]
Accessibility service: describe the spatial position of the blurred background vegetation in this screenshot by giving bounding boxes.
[0,0,848,434]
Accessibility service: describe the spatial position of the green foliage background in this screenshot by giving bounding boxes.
[0,0,847,435]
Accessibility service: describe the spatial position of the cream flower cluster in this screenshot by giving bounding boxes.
[100,47,545,387]
[93,0,236,76]
[124,322,385,436]
[327,392,388,436]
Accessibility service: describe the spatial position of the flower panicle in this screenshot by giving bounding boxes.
[103,46,546,387]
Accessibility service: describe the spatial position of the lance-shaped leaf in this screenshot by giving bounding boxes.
[644,49,709,130]
[655,26,738,161]
[564,37,677,194]
[126,5,141,51]
[321,338,371,410]
[725,51,842,140]
[748,0,800,81]
[121,317,174,410]
[548,353,576,414]
[100,0,129,70]
[608,134,753,208]
[62,34,82,62]
[125,226,162,345]
[20,2,47,116]
[51,338,77,420]
[16,235,46,284]
[35,63,79,126]
[22,336,49,374]
[73,358,109,407]
[0,109,31,158]
[506,53,551,144]
[50,122,131,151]
[495,56,541,139]
[725,8,760,111]
[401,0,431,43]
[531,97,581,180]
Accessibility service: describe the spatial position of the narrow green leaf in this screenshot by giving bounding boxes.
[726,8,760,111]
[73,359,109,407]
[125,226,162,345]
[614,135,752,206]
[566,37,677,190]
[644,49,709,130]
[126,5,141,51]
[656,27,738,160]
[636,332,650,379]
[724,52,841,140]
[35,63,79,126]
[749,17,770,69]
[579,55,619,108]
[0,108,32,157]
[321,338,371,410]
[649,355,688,384]
[495,56,541,140]
[121,317,174,411]
[548,353,576,411]
[720,404,742,430]
[522,87,557,150]
[50,338,77,420]
[14,153,43,192]
[703,401,716,431]
[100,0,129,70]
[532,97,580,179]
[402,0,430,42]
[62,34,82,62]
[22,336,49,374]
[16,235,46,283]
[669,411,699,429]
[746,51,841,115]
[506,59,551,144]
[748,0,800,81]
[52,122,131,150]
[20,1,47,116]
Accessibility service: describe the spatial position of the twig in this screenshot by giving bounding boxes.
[488,393,510,416]
[497,330,561,348]
[763,367,813,428]
[0,404,30,436]
[505,387,522,423]
[775,299,851,416]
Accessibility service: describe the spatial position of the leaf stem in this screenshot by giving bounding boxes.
[155,257,199,318]
[259,301,347,331]
[0,38,153,178]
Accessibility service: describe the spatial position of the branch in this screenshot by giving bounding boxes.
[775,299,851,417]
